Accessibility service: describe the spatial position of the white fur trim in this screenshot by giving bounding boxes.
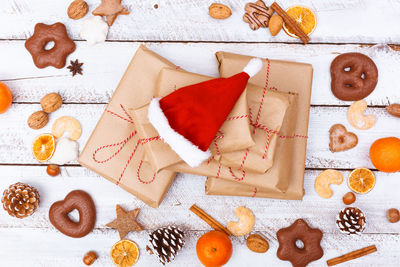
[243,58,263,77]
[148,98,211,167]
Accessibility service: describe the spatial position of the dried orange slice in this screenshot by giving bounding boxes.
[32,134,56,162]
[347,168,376,194]
[283,6,317,38]
[110,239,139,267]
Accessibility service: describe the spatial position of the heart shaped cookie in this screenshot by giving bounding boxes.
[49,190,96,238]
[329,124,358,152]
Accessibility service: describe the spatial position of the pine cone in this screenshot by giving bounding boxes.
[1,182,40,218]
[336,207,366,235]
[148,226,185,265]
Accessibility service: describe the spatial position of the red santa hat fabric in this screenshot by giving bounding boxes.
[148,58,263,167]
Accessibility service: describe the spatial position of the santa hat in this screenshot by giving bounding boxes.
[148,58,263,167]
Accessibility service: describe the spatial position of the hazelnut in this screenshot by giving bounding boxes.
[342,192,356,205]
[83,251,98,266]
[27,111,49,129]
[40,93,62,113]
[46,164,60,177]
[387,208,400,223]
[68,0,89,20]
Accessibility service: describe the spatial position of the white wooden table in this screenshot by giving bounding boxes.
[1,1,400,266]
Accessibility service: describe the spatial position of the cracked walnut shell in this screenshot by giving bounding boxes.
[41,93,62,113]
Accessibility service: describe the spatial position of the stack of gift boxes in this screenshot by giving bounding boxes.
[79,45,313,207]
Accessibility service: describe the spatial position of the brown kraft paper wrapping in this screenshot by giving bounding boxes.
[133,68,254,172]
[219,82,291,173]
[168,86,295,189]
[206,51,313,199]
[78,45,177,208]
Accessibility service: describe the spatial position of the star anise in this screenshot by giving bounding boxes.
[67,59,84,76]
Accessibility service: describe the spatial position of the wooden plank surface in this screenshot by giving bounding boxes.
[1,104,399,170]
[0,166,399,234]
[1,0,400,44]
[1,41,399,106]
[1,228,398,267]
[0,166,399,266]
[1,0,400,266]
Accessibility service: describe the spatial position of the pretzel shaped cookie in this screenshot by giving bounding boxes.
[330,53,378,101]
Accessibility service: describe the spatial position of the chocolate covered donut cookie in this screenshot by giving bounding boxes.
[277,219,323,267]
[25,23,76,69]
[330,53,378,101]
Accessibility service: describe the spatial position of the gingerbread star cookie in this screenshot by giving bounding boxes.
[106,205,143,239]
[92,0,130,26]
[277,219,323,267]
[25,23,76,69]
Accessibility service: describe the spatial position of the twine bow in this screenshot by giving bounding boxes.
[92,104,158,185]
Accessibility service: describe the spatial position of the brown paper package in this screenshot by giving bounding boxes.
[219,82,292,173]
[167,82,295,190]
[134,67,295,191]
[79,45,177,208]
[206,52,313,199]
[132,67,254,173]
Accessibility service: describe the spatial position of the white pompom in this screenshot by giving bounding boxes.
[243,58,263,77]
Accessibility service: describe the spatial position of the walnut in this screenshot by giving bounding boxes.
[246,234,269,253]
[27,111,49,129]
[68,0,89,20]
[41,93,62,113]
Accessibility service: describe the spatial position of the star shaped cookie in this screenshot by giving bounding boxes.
[106,205,143,239]
[92,0,130,26]
[277,219,323,267]
[25,23,76,69]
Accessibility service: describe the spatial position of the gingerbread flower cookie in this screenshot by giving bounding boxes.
[80,16,109,45]
[277,219,323,267]
[25,23,76,69]
[92,0,130,26]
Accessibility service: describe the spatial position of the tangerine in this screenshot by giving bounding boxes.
[196,230,232,267]
[0,82,12,114]
[370,137,400,173]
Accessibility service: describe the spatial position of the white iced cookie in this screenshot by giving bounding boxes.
[80,16,109,45]
[51,138,79,165]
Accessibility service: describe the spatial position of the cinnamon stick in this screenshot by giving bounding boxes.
[327,245,377,266]
[190,204,232,236]
[271,2,310,44]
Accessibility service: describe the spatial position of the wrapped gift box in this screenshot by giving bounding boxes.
[79,46,177,208]
[206,51,313,199]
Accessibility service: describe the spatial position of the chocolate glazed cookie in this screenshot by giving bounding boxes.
[330,53,378,101]
[49,190,96,238]
[277,219,323,267]
[25,23,76,69]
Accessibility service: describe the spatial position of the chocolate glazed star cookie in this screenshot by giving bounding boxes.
[25,23,76,69]
[277,219,323,267]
